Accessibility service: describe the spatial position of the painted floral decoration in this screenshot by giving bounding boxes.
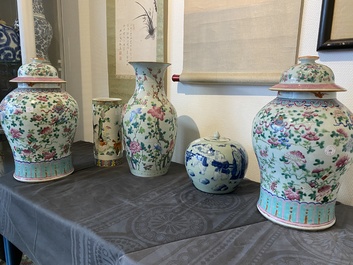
[252,56,353,230]
[0,89,78,163]
[0,58,79,182]
[122,62,177,177]
[253,95,353,204]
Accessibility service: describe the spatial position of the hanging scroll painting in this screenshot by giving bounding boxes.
[107,0,166,103]
[181,0,303,85]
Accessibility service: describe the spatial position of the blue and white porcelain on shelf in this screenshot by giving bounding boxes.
[0,20,21,62]
[185,132,248,194]
[33,0,53,63]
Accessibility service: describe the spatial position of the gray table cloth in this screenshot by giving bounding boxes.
[1,141,353,265]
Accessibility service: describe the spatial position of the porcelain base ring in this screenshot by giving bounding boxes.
[13,155,74,182]
[257,204,336,231]
[130,167,168,177]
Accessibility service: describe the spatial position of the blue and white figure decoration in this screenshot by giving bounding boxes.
[185,132,248,194]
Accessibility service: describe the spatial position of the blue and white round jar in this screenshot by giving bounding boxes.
[185,132,248,194]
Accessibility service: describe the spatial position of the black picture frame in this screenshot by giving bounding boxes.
[317,0,353,51]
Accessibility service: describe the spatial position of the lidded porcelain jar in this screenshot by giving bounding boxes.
[185,132,248,194]
[252,56,353,230]
[0,58,79,182]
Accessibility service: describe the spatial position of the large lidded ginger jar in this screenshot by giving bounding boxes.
[252,56,353,230]
[0,58,79,182]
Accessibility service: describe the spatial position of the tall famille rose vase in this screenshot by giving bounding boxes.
[122,62,177,177]
[252,56,353,230]
[0,58,79,182]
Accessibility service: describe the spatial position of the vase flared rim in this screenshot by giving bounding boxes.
[92,97,122,102]
[129,61,171,66]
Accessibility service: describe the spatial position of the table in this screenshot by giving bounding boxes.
[1,141,353,265]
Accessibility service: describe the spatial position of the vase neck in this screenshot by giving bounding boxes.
[33,0,45,15]
[131,62,169,94]
[277,91,337,100]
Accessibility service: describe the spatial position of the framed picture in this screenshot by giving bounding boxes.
[317,0,353,51]
[107,0,167,103]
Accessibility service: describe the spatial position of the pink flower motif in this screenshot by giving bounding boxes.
[10,128,21,139]
[51,117,59,124]
[147,106,165,121]
[333,109,345,118]
[260,149,268,157]
[32,114,43,121]
[336,128,348,138]
[268,137,280,146]
[37,95,48,102]
[129,141,142,154]
[284,188,300,201]
[318,185,331,194]
[270,182,277,191]
[33,144,40,150]
[284,150,306,167]
[302,131,320,141]
[316,185,332,202]
[63,126,72,133]
[13,109,23,115]
[312,168,324,174]
[22,149,32,156]
[264,107,272,114]
[43,151,56,160]
[0,103,6,111]
[302,111,318,119]
[255,126,263,134]
[62,144,70,154]
[309,181,316,188]
[40,127,52,135]
[336,155,350,169]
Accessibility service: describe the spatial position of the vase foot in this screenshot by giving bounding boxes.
[95,158,124,167]
[13,155,74,182]
[129,167,169,177]
[257,204,336,231]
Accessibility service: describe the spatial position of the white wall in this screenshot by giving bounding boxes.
[167,0,353,205]
[61,0,109,142]
[66,0,353,205]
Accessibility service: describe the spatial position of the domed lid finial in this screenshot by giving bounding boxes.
[10,58,65,84]
[270,55,345,92]
[213,131,220,140]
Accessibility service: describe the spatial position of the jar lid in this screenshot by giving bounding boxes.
[204,131,230,142]
[10,58,65,84]
[270,56,345,92]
